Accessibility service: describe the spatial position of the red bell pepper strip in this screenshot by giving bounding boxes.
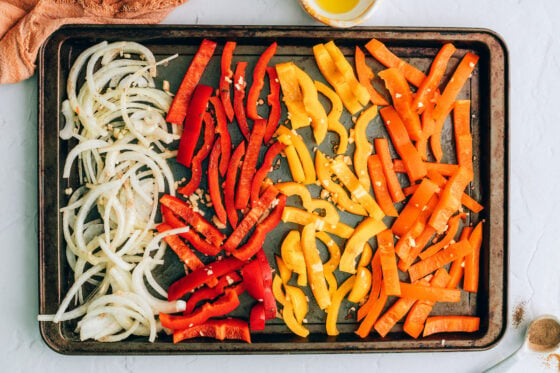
[209,96,232,177]
[176,84,214,167]
[246,42,277,120]
[161,207,221,257]
[251,141,285,208]
[241,260,265,300]
[233,61,251,140]
[173,318,251,344]
[167,257,245,301]
[231,194,286,261]
[225,142,246,229]
[156,223,204,272]
[161,289,240,330]
[208,141,227,225]
[166,39,217,125]
[184,272,242,314]
[235,119,266,210]
[223,185,280,252]
[250,303,266,331]
[256,248,277,320]
[264,67,282,143]
[160,195,226,247]
[220,41,236,122]
[178,112,215,196]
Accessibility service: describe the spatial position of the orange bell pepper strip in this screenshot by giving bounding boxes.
[272,274,286,306]
[316,231,341,296]
[419,213,465,260]
[392,178,439,237]
[315,151,367,216]
[282,206,354,239]
[276,255,293,284]
[365,38,427,87]
[416,97,436,161]
[431,52,479,162]
[453,100,473,171]
[324,41,371,106]
[283,300,310,338]
[313,43,362,114]
[378,68,422,141]
[301,224,331,310]
[464,221,483,292]
[447,226,472,289]
[285,285,308,324]
[432,52,479,122]
[357,250,381,321]
[412,43,456,113]
[374,278,430,337]
[348,266,372,303]
[276,125,316,184]
[275,62,309,129]
[294,64,328,144]
[380,106,426,182]
[422,316,480,337]
[355,46,389,106]
[330,158,385,220]
[403,268,452,338]
[408,239,473,283]
[393,159,458,177]
[277,134,306,184]
[340,218,386,274]
[326,276,355,336]
[356,286,388,338]
[374,138,406,203]
[246,42,277,120]
[399,282,461,303]
[368,155,399,217]
[397,225,438,273]
[377,229,401,296]
[359,242,374,268]
[353,105,377,190]
[281,230,307,287]
[314,81,349,154]
[429,166,473,233]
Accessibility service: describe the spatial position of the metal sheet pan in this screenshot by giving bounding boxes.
[38,25,508,354]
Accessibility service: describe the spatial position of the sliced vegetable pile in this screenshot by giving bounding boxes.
[46,36,486,344]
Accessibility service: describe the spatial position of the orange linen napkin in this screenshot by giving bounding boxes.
[0,0,187,84]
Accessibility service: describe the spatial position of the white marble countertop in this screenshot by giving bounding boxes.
[1,0,559,372]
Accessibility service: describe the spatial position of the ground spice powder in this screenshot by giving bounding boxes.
[528,318,560,350]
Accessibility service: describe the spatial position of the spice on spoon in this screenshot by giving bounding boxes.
[527,318,560,352]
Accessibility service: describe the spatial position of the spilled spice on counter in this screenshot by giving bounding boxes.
[528,318,560,351]
[513,301,526,328]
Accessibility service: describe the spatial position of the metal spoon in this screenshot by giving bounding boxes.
[484,315,560,372]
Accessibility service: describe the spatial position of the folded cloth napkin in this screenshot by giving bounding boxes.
[0,0,186,84]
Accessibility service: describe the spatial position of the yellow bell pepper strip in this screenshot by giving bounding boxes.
[392,178,439,237]
[355,46,390,106]
[330,158,385,220]
[326,276,355,336]
[276,182,313,210]
[272,274,287,305]
[315,151,367,216]
[282,206,354,238]
[314,81,349,155]
[285,285,308,324]
[309,199,339,225]
[275,62,309,129]
[293,65,328,144]
[324,41,371,106]
[313,43,362,114]
[316,231,341,296]
[282,300,310,338]
[347,267,372,303]
[353,105,377,190]
[377,229,401,296]
[357,250,382,321]
[276,126,316,184]
[358,242,373,268]
[277,134,306,183]
[301,224,331,310]
[276,255,293,284]
[340,218,386,274]
[280,230,307,286]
